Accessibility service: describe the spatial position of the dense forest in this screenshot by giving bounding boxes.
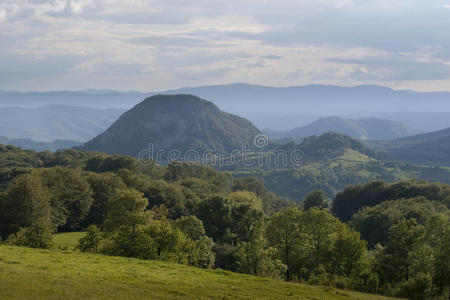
[0,144,449,299]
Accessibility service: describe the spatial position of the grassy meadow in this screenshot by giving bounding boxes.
[0,244,397,300]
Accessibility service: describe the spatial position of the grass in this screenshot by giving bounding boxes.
[0,245,397,300]
[52,232,85,250]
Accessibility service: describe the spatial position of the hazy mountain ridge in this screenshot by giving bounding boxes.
[3,83,450,132]
[82,94,261,157]
[266,116,421,141]
[0,105,126,142]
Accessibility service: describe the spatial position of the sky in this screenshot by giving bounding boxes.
[1,0,450,92]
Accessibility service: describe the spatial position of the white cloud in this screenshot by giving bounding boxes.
[0,9,7,22]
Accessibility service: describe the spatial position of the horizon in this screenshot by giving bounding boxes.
[2,82,450,94]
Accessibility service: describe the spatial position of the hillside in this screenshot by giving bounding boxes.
[233,150,450,200]
[0,245,394,300]
[82,94,261,158]
[268,117,420,141]
[0,105,125,142]
[368,127,450,166]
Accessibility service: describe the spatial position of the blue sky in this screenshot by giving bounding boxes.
[1,0,450,91]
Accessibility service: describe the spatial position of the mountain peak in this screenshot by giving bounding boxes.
[82,94,261,158]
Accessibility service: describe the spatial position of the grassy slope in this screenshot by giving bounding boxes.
[0,245,395,300]
[52,232,85,250]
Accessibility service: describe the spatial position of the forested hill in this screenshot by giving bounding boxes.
[82,94,261,157]
[369,127,450,166]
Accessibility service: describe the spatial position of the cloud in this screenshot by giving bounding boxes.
[128,35,206,47]
[329,54,450,81]
[1,0,450,91]
[261,55,283,60]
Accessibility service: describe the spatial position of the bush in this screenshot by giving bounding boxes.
[78,225,102,253]
[6,224,53,249]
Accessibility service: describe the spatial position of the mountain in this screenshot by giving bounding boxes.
[0,90,148,109]
[82,94,261,158]
[0,105,125,142]
[368,127,450,166]
[0,137,81,152]
[3,84,450,131]
[162,83,450,130]
[266,117,420,141]
[374,112,450,132]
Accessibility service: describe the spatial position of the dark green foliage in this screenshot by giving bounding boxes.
[350,197,449,247]
[303,189,328,211]
[39,167,93,231]
[0,173,52,239]
[332,180,450,222]
[86,155,139,173]
[78,225,102,253]
[84,172,126,228]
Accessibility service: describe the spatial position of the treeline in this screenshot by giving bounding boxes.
[0,145,449,299]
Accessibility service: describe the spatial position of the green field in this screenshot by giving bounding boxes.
[52,232,85,250]
[0,245,397,300]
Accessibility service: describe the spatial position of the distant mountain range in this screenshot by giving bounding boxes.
[368,127,450,166]
[0,137,81,152]
[2,84,450,132]
[265,117,421,141]
[82,94,261,158]
[0,105,125,142]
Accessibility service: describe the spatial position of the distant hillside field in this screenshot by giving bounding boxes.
[0,245,395,300]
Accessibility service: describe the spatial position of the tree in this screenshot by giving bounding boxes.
[103,189,149,233]
[303,190,328,211]
[0,173,52,239]
[331,226,368,277]
[426,214,450,293]
[175,216,215,268]
[78,225,102,253]
[350,197,447,247]
[84,172,126,228]
[300,208,344,274]
[266,207,303,281]
[236,223,286,278]
[376,218,425,285]
[229,191,262,211]
[195,194,233,242]
[39,167,93,231]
